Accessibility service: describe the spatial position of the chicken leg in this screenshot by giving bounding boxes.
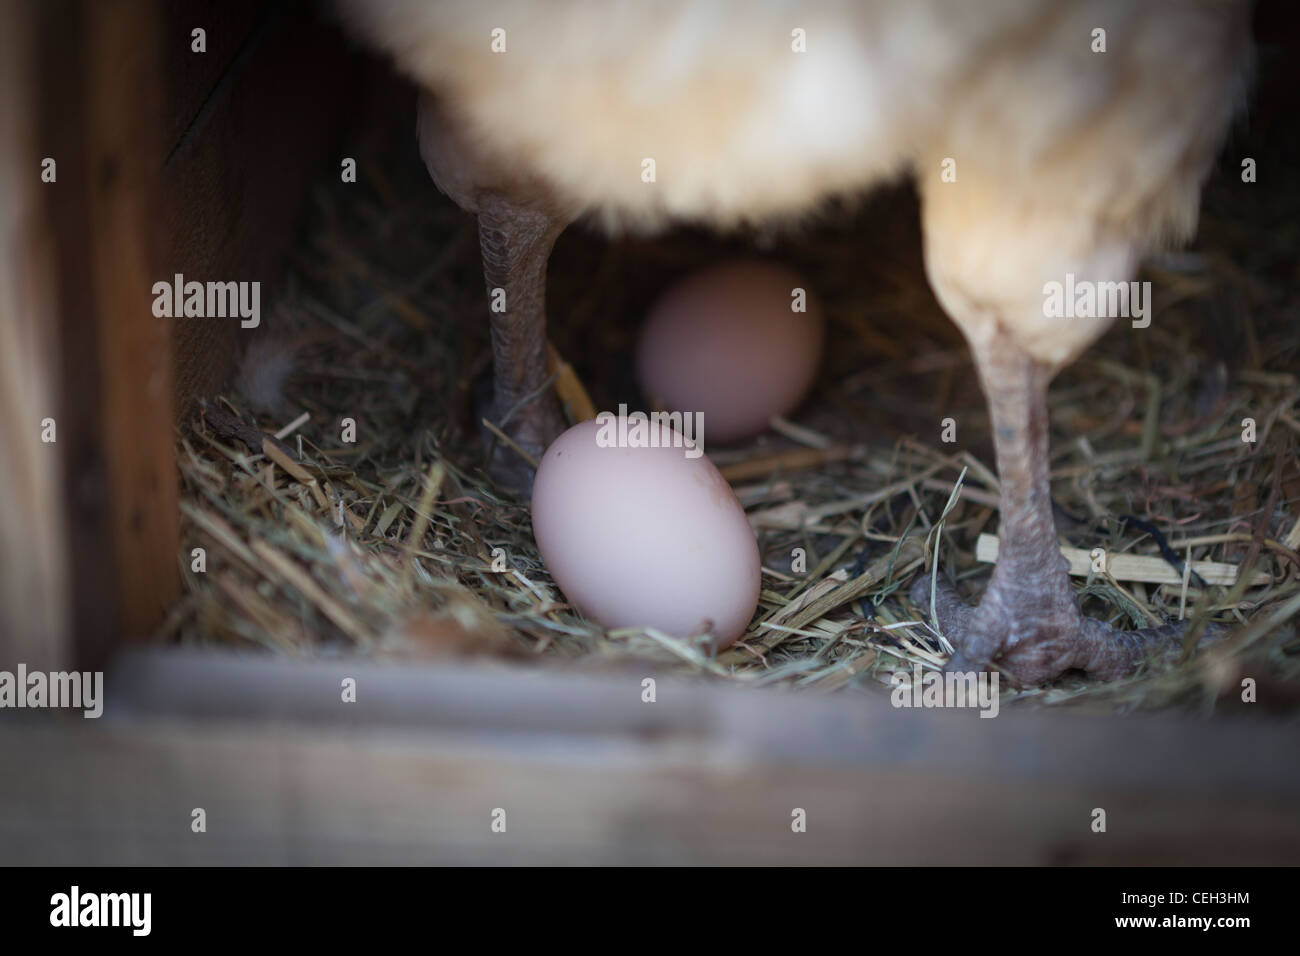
[909,328,1219,687]
[476,191,569,489]
[417,94,569,490]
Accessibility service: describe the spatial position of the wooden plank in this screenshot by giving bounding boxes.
[162,3,361,420]
[11,1,359,664]
[0,0,72,669]
[159,0,268,153]
[28,0,177,667]
[0,650,1295,864]
[85,0,180,654]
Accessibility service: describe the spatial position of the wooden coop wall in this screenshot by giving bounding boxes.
[3,650,1299,865]
[0,0,70,671]
[0,0,358,669]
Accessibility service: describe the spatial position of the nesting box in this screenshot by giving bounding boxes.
[1,0,1298,866]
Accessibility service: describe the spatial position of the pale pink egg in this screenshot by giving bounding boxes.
[636,259,824,444]
[531,416,760,649]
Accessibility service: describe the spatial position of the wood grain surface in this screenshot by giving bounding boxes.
[0,650,1295,865]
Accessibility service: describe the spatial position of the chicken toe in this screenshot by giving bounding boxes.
[910,571,1224,688]
[910,331,1226,687]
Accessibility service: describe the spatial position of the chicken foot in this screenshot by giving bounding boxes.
[910,332,1223,686]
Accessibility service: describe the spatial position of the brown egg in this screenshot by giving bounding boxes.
[636,259,824,443]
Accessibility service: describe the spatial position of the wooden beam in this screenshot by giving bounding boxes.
[0,650,1295,864]
[158,0,269,153]
[0,0,72,669]
[162,2,361,420]
[34,0,178,666]
[8,1,360,665]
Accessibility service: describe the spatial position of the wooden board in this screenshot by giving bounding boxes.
[28,0,176,670]
[162,2,361,420]
[0,0,72,670]
[159,0,269,153]
[1,0,362,668]
[0,650,1296,864]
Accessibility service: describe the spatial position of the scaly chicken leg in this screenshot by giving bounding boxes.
[476,191,568,487]
[901,0,1249,686]
[418,95,569,490]
[909,329,1218,686]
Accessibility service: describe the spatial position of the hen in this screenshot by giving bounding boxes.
[340,0,1254,686]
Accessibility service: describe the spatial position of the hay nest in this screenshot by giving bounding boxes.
[164,110,1300,715]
